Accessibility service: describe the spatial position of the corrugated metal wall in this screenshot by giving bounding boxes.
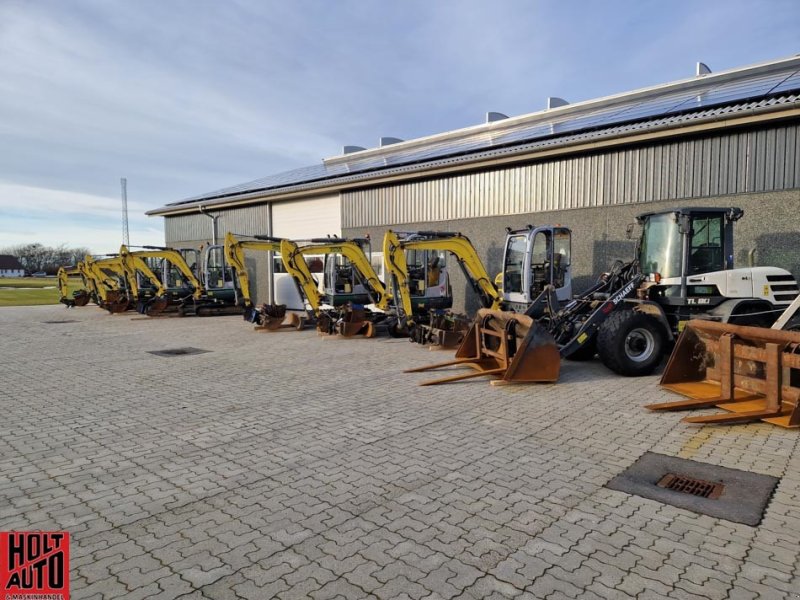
[165,204,272,244]
[342,123,800,228]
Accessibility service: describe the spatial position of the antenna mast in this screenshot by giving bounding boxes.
[120,177,130,246]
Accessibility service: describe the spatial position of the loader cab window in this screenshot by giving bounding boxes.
[639,213,682,279]
[205,246,233,290]
[530,231,552,293]
[552,229,571,289]
[503,235,527,295]
[688,215,724,275]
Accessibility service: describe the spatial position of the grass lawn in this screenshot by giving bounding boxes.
[0,277,72,306]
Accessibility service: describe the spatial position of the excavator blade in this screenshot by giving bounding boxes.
[648,320,800,428]
[406,309,560,386]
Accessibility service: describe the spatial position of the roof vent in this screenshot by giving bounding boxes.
[342,145,366,154]
[696,62,712,76]
[379,137,403,147]
[546,97,569,110]
[486,111,509,123]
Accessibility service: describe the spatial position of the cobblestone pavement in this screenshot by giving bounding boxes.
[1,305,799,600]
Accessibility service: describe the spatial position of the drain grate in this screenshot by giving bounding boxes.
[147,347,209,357]
[605,452,779,526]
[656,473,724,499]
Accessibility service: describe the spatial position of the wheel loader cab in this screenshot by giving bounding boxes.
[502,226,572,310]
[637,209,734,288]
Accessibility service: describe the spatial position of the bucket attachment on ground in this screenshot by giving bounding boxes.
[71,290,90,307]
[405,309,560,386]
[648,320,800,428]
[410,310,471,349]
[315,304,375,338]
[138,296,169,316]
[247,303,304,331]
[102,290,129,314]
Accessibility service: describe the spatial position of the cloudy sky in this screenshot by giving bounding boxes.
[1,0,798,252]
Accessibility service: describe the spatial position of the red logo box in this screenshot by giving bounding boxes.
[0,532,69,600]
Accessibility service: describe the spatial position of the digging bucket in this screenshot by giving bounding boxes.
[405,309,560,386]
[648,320,800,428]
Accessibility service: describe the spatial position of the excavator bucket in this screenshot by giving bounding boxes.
[72,290,91,307]
[405,309,560,385]
[337,305,374,338]
[250,304,305,331]
[138,296,169,316]
[647,320,800,428]
[411,311,471,349]
[103,291,129,314]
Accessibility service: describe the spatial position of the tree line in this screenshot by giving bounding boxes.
[0,243,92,275]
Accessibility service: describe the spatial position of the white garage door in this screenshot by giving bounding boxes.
[271,194,341,309]
[272,194,341,239]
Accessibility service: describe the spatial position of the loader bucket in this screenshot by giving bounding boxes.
[405,309,560,386]
[647,320,800,428]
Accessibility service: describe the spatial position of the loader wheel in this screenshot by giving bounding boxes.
[596,310,664,376]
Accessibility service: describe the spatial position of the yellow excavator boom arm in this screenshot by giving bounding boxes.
[383,230,502,323]
[223,232,282,308]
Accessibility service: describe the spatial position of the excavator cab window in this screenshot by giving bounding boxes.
[405,249,447,297]
[324,255,357,294]
[205,246,234,290]
[180,249,199,278]
[138,257,163,289]
[165,260,191,289]
[503,235,527,295]
[688,215,724,275]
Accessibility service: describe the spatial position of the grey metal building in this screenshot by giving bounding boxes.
[148,56,800,311]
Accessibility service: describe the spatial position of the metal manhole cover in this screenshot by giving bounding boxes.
[42,320,78,324]
[147,347,210,357]
[656,473,724,499]
[605,452,779,526]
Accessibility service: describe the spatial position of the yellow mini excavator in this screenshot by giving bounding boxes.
[277,236,392,337]
[57,263,92,307]
[224,232,305,330]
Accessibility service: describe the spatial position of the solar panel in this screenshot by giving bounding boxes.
[171,61,800,205]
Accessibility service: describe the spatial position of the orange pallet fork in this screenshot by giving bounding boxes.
[647,320,800,428]
[405,309,560,386]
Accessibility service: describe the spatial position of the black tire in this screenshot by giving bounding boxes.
[596,310,665,376]
[565,337,596,361]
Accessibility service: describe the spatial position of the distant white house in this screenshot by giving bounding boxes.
[0,255,24,277]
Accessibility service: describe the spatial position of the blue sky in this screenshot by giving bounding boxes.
[1,0,798,252]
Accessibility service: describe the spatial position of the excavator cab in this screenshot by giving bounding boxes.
[322,253,373,306]
[202,245,237,306]
[403,248,451,311]
[502,226,572,312]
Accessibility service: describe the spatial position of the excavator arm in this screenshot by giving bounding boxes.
[122,247,203,300]
[223,232,281,309]
[279,239,326,315]
[57,265,91,307]
[383,230,502,324]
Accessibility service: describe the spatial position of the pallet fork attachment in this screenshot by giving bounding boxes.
[648,320,800,428]
[405,309,560,386]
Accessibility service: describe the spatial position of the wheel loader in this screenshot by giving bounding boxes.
[410,207,798,385]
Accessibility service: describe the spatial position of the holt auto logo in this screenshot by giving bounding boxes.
[0,532,69,600]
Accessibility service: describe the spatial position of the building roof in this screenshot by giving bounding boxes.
[149,55,800,216]
[0,255,24,270]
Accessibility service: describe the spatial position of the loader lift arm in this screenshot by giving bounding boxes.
[383,230,502,325]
